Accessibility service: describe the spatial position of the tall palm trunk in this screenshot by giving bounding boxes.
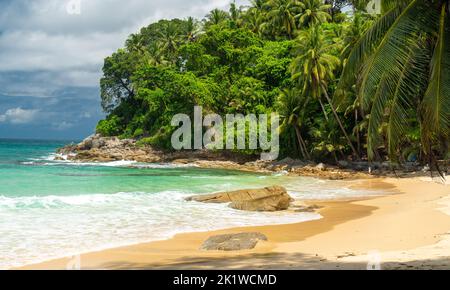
[294,125,311,160]
[321,84,360,159]
[294,126,307,159]
[317,98,329,121]
[355,109,361,157]
[299,135,310,160]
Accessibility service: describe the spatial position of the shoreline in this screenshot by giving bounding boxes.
[18,177,450,270]
[57,135,449,181]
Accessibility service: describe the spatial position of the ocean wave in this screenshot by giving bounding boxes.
[21,155,200,169]
[0,191,190,209]
[0,189,322,269]
[132,163,199,169]
[272,170,289,177]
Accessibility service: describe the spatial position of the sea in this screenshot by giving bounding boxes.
[0,138,386,269]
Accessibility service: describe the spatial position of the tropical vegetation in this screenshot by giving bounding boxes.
[97,0,449,168]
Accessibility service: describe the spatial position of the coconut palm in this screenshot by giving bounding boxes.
[125,33,146,54]
[277,88,311,159]
[184,17,201,42]
[205,8,229,26]
[146,42,168,66]
[341,12,374,58]
[264,0,305,39]
[340,0,450,162]
[241,0,265,34]
[243,8,263,34]
[350,0,372,12]
[157,22,183,61]
[297,0,332,28]
[229,2,241,28]
[291,25,360,158]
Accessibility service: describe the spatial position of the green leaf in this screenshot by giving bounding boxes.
[422,3,450,147]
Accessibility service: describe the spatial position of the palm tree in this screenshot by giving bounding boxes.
[277,88,311,159]
[126,33,146,54]
[340,0,449,162]
[333,12,375,157]
[184,17,200,42]
[147,42,168,66]
[157,22,182,61]
[125,33,169,66]
[205,9,229,26]
[264,0,304,39]
[341,12,374,58]
[243,0,271,36]
[297,0,332,28]
[229,2,241,28]
[348,0,372,12]
[243,7,264,34]
[291,25,360,158]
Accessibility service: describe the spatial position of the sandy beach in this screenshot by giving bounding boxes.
[18,176,450,270]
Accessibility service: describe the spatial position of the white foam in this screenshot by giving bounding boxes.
[284,178,390,200]
[272,170,289,177]
[22,156,201,169]
[0,190,322,269]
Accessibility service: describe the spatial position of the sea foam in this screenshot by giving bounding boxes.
[0,190,321,269]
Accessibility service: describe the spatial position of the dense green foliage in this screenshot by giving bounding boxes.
[98,0,449,165]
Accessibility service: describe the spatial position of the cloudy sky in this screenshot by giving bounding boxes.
[0,0,248,140]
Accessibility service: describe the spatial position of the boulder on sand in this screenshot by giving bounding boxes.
[200,232,268,251]
[186,186,292,212]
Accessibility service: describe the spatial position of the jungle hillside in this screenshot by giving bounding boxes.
[97,0,449,167]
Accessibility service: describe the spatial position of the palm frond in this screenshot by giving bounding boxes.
[422,2,450,149]
[381,0,413,14]
[387,39,430,160]
[367,72,389,160]
[338,6,403,90]
[359,0,439,110]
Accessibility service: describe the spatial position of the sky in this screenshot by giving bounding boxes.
[0,0,248,140]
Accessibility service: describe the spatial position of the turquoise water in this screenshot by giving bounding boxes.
[0,139,384,269]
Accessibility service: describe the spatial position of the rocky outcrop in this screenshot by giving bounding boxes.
[200,232,268,251]
[57,134,257,165]
[57,135,441,179]
[186,186,293,212]
[57,134,163,163]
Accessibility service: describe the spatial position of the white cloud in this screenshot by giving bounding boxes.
[0,107,39,124]
[0,0,248,97]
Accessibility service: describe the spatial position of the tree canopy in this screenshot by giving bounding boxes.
[97,0,449,166]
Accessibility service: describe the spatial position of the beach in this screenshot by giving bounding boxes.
[19,177,450,270]
[0,139,390,269]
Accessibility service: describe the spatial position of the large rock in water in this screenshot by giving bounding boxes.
[200,232,268,251]
[186,186,292,212]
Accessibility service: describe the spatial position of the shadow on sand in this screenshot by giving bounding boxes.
[98,252,450,270]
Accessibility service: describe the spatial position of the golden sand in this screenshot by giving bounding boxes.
[19,177,450,270]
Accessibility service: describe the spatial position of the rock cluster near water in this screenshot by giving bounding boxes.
[186,186,293,212]
[57,135,446,179]
[200,232,268,251]
[57,135,162,163]
[57,134,255,164]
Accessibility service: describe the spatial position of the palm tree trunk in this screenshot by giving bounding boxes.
[294,126,306,159]
[355,109,361,157]
[294,128,306,159]
[299,135,311,160]
[294,125,311,160]
[321,84,360,159]
[318,98,329,121]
